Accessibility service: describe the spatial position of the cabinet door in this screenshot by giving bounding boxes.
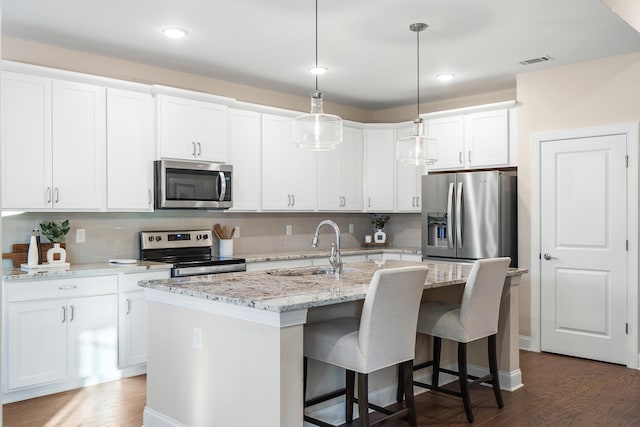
[340,127,364,211]
[364,129,395,211]
[261,114,292,210]
[289,144,317,211]
[464,109,508,167]
[427,116,465,171]
[52,80,106,209]
[1,72,52,209]
[106,89,155,211]
[7,300,67,389]
[228,109,261,211]
[157,95,198,160]
[67,294,118,378]
[317,147,340,210]
[196,101,227,162]
[122,291,148,366]
[395,125,420,212]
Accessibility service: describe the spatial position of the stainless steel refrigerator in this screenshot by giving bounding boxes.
[421,171,517,265]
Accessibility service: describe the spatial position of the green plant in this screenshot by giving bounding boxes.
[40,219,70,243]
[370,214,390,230]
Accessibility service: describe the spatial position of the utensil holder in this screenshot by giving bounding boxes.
[219,239,233,257]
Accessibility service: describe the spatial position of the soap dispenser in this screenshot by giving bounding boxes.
[27,229,39,267]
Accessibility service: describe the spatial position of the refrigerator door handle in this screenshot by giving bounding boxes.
[447,182,454,248]
[456,181,463,249]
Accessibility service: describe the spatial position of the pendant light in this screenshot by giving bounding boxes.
[292,0,343,151]
[397,23,438,165]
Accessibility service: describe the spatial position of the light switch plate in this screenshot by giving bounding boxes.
[285,225,292,236]
[76,229,85,243]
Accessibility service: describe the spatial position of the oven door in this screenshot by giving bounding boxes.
[155,160,232,209]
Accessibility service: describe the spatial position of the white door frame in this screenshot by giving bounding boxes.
[530,122,639,368]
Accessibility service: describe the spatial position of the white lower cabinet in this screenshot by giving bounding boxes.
[119,270,170,367]
[5,276,118,393]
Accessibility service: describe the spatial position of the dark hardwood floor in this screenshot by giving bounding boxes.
[4,351,640,426]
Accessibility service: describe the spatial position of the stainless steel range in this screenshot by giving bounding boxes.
[140,229,246,277]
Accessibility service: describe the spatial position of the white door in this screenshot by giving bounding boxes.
[158,95,198,160]
[540,134,627,364]
[228,109,261,211]
[341,127,364,211]
[427,115,464,171]
[464,109,508,168]
[123,291,148,366]
[289,144,317,211]
[364,129,395,211]
[196,101,227,162]
[261,114,292,210]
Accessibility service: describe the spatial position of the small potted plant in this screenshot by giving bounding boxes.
[370,214,390,244]
[40,219,70,264]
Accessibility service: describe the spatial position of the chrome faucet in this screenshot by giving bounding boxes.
[312,220,342,275]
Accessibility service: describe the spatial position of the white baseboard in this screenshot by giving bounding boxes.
[143,407,185,427]
[519,335,535,351]
[304,364,522,425]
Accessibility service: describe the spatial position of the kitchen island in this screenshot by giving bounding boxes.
[139,260,526,427]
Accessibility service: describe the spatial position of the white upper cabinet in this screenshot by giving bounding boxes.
[228,108,262,211]
[157,94,228,162]
[427,115,465,170]
[2,72,105,211]
[106,88,155,211]
[261,114,317,211]
[2,72,52,210]
[317,126,363,211]
[428,108,511,171]
[395,125,426,212]
[364,128,395,212]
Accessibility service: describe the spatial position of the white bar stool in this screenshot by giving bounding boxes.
[406,257,511,423]
[303,266,429,426]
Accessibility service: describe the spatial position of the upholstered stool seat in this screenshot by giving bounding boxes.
[304,266,429,427]
[402,257,511,423]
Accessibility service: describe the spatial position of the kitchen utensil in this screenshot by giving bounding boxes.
[214,224,225,239]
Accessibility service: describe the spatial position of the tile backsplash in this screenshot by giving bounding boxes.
[2,211,422,268]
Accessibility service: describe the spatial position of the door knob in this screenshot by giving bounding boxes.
[543,253,553,260]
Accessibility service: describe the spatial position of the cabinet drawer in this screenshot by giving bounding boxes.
[119,270,170,292]
[6,275,118,302]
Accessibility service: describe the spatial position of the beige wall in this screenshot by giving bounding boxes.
[516,52,640,336]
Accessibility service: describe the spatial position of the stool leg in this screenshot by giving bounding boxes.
[303,356,308,403]
[357,373,370,426]
[402,360,418,427]
[397,363,405,403]
[432,336,442,387]
[346,370,355,423]
[458,342,473,423]
[488,334,504,408]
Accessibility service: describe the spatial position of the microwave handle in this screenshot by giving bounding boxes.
[218,171,227,202]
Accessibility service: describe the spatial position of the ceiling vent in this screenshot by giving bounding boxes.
[519,55,554,66]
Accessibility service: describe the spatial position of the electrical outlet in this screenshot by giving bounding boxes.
[285,225,292,236]
[76,229,85,243]
[193,327,202,350]
[233,226,240,238]
[349,223,355,233]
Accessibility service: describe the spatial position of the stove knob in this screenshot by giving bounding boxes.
[202,234,209,240]
[196,234,202,240]
[156,235,162,241]
[148,236,154,242]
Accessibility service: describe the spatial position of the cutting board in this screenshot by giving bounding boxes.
[3,243,67,268]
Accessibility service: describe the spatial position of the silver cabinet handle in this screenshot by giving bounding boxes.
[447,182,454,249]
[62,306,66,323]
[342,196,346,207]
[69,305,74,322]
[54,187,60,204]
[459,152,463,164]
[46,187,52,203]
[58,285,77,290]
[543,253,554,260]
[368,197,371,208]
[468,150,472,164]
[126,299,131,315]
[197,142,202,157]
[456,181,463,249]
[148,189,152,206]
[192,141,197,157]
[416,196,420,207]
[287,194,291,207]
[292,194,295,206]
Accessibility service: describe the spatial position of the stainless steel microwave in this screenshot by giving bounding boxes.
[154,160,232,209]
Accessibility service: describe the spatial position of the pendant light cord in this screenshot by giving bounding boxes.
[416,28,420,118]
[315,0,319,92]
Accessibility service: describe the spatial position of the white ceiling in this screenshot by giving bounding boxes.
[3,0,640,110]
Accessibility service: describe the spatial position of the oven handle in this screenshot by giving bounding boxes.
[173,263,246,277]
[218,171,227,202]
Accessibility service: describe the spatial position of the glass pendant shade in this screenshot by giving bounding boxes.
[397,118,438,165]
[293,91,343,151]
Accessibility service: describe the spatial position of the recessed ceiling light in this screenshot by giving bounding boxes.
[436,73,455,82]
[307,66,328,75]
[161,27,188,39]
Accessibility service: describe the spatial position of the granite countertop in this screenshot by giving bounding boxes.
[2,261,172,281]
[139,259,528,313]
[242,247,421,263]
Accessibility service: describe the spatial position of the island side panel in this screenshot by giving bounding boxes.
[143,301,304,427]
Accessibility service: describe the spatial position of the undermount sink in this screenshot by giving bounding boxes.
[266,267,356,277]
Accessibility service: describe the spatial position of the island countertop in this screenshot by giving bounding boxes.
[139,259,527,313]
